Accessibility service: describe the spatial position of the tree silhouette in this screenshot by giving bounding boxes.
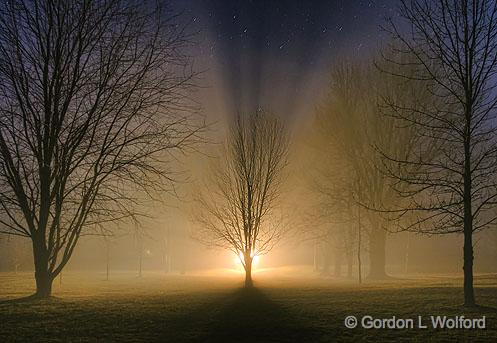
[381,0,497,306]
[0,0,201,298]
[193,110,288,287]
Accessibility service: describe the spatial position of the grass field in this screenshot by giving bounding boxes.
[1,269,497,342]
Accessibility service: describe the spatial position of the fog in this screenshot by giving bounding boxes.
[3,210,497,276]
[2,1,497,341]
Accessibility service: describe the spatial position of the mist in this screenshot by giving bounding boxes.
[2,1,497,342]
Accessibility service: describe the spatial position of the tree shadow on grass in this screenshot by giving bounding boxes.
[465,304,497,313]
[0,294,40,305]
[199,286,318,343]
[0,285,320,342]
[151,285,319,342]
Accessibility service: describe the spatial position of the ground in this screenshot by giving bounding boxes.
[1,268,497,342]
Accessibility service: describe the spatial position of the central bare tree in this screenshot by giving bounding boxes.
[194,110,288,287]
[0,0,201,298]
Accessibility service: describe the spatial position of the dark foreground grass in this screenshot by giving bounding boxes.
[1,271,497,342]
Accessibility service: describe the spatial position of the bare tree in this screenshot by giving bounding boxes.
[314,63,383,279]
[381,0,497,306]
[314,60,423,279]
[193,110,289,287]
[0,0,201,298]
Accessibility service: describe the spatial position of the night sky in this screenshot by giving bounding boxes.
[171,0,399,123]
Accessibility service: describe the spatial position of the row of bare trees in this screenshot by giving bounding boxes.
[305,0,497,307]
[187,1,497,309]
[1,0,496,310]
[0,0,287,296]
[305,60,424,280]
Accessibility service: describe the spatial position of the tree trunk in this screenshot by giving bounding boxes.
[463,133,475,307]
[106,242,110,281]
[334,247,342,277]
[33,239,53,298]
[138,238,143,278]
[138,250,143,278]
[33,250,52,297]
[244,252,253,287]
[404,232,410,274]
[321,243,332,276]
[358,202,362,284]
[368,221,387,279]
[313,242,319,272]
[163,227,171,274]
[346,249,353,279]
[13,237,19,274]
[357,239,362,284]
[35,271,53,298]
[463,229,475,306]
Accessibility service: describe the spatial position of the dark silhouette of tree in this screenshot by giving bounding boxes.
[0,0,201,298]
[193,110,288,287]
[381,0,497,307]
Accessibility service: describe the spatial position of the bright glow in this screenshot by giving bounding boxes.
[233,252,243,266]
[253,255,260,267]
[233,252,261,272]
